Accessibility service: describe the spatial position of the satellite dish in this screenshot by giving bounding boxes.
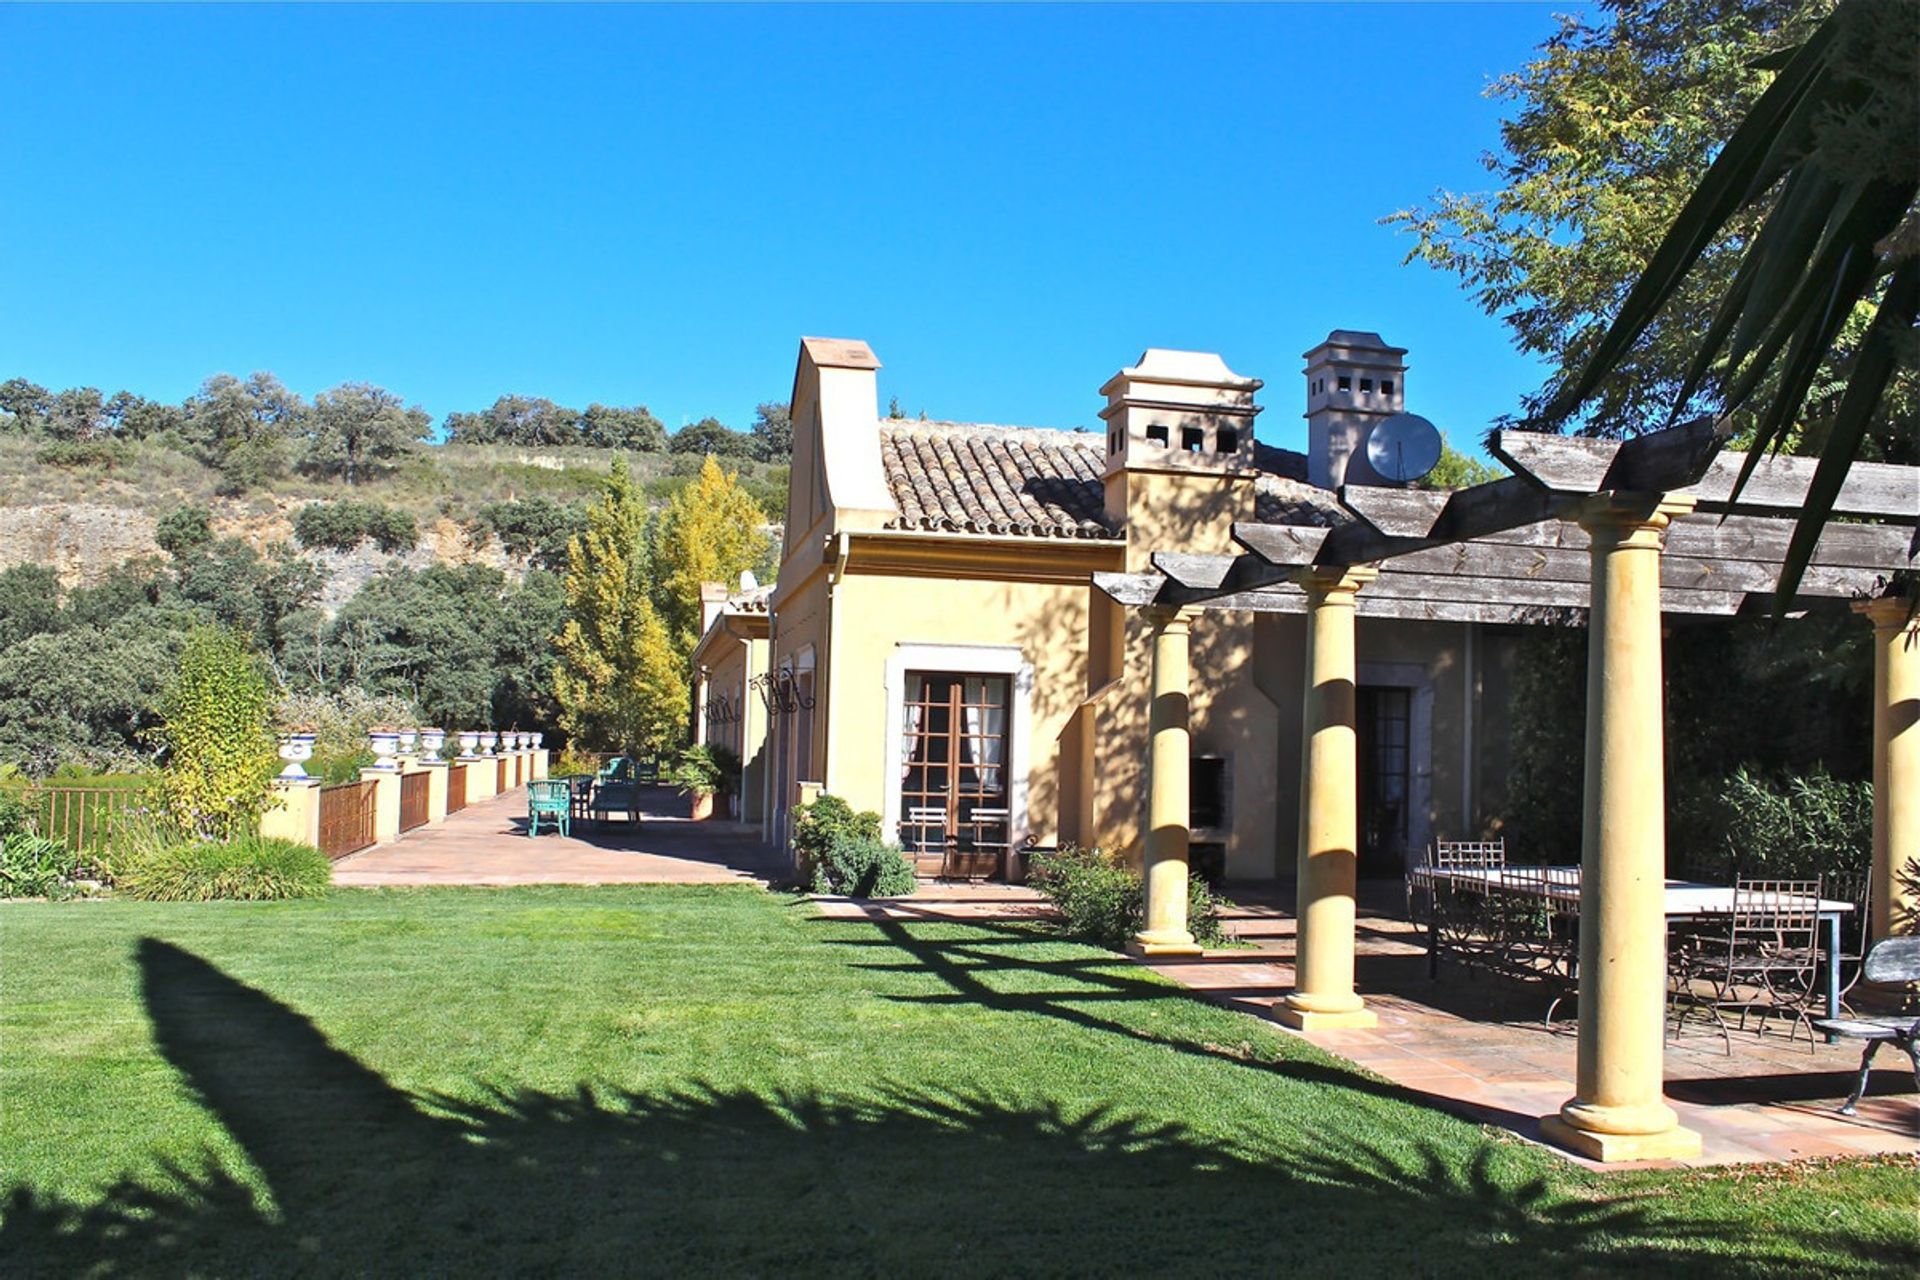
[1365,413,1443,485]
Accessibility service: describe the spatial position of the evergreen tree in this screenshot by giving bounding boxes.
[552,458,686,758]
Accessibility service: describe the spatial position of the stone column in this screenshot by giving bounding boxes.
[1856,597,1919,943]
[261,778,322,847]
[360,767,403,845]
[1541,494,1701,1163]
[465,750,497,801]
[1130,607,1203,957]
[1279,567,1378,1030]
[533,748,550,782]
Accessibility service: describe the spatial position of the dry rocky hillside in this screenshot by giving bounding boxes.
[0,437,788,610]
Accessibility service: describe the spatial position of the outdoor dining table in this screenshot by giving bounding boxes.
[1406,865,1857,1022]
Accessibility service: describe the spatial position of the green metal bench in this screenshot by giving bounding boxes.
[526,780,572,838]
[1813,936,1920,1115]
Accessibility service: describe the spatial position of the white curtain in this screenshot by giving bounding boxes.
[901,677,924,780]
[962,677,1005,791]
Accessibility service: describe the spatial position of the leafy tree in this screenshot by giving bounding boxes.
[580,402,668,451]
[104,391,184,440]
[317,565,552,729]
[1418,435,1505,490]
[0,378,52,431]
[0,564,62,649]
[668,417,755,458]
[171,539,323,657]
[553,458,686,757]
[750,400,792,460]
[471,497,585,570]
[183,372,304,491]
[293,501,418,553]
[652,455,772,648]
[154,504,214,557]
[304,382,430,484]
[1388,0,1837,438]
[443,395,580,447]
[159,624,277,840]
[1535,0,1918,604]
[44,387,107,442]
[0,613,180,775]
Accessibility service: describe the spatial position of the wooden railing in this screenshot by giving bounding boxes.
[2,783,154,856]
[446,763,468,814]
[317,781,376,860]
[399,770,430,833]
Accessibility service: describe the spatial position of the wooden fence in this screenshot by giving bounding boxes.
[398,770,430,833]
[446,763,468,814]
[497,758,509,792]
[2,783,154,857]
[318,781,376,860]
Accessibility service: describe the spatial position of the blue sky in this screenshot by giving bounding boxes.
[0,3,1583,456]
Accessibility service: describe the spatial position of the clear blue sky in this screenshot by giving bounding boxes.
[1,2,1584,457]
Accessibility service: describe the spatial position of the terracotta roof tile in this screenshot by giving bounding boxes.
[876,420,1325,539]
[878,421,1118,539]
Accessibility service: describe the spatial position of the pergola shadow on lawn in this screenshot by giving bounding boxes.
[8,931,1906,1277]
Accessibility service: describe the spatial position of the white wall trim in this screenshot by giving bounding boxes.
[881,643,1034,852]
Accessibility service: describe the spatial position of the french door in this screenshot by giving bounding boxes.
[1357,685,1412,877]
[898,672,1011,878]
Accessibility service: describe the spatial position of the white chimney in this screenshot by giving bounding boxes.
[1302,330,1408,489]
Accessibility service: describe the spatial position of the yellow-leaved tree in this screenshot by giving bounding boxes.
[653,454,772,650]
[160,624,278,841]
[552,458,687,759]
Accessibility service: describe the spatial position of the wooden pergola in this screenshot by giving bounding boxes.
[1096,420,1919,1162]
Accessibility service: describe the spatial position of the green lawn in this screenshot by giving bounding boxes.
[2,887,1914,1276]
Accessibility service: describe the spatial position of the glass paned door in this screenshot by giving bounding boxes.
[898,672,1011,878]
[1357,686,1411,877]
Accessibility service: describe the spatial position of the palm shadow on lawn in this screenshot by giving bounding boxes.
[0,935,1900,1276]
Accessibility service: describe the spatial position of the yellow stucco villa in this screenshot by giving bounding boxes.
[692,331,1518,881]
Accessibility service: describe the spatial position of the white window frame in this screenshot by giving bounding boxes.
[881,643,1034,852]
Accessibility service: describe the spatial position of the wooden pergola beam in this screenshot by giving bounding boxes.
[1493,430,1920,520]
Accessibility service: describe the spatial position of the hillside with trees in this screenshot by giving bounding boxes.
[0,370,790,777]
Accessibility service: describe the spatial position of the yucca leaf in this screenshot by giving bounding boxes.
[1771,260,1920,613]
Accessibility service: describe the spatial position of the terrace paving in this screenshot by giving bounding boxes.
[331,786,782,887]
[813,881,1919,1170]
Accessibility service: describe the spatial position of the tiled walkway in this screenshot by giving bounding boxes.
[331,787,783,887]
[814,882,1919,1169]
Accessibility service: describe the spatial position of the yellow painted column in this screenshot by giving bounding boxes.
[1856,597,1919,943]
[425,761,449,826]
[1278,567,1377,1030]
[261,779,321,847]
[360,767,403,845]
[1541,494,1701,1163]
[1130,607,1203,957]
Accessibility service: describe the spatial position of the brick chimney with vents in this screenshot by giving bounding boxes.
[1302,330,1408,489]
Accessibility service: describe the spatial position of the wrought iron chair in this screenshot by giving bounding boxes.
[526,780,572,838]
[1669,876,1825,1053]
[901,807,947,869]
[1420,840,1508,974]
[1825,868,1873,1013]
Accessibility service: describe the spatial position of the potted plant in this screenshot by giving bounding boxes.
[368,726,400,770]
[667,744,741,821]
[457,730,480,757]
[277,728,317,780]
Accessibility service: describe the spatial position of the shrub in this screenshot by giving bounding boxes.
[293,500,418,553]
[116,832,330,902]
[1029,845,1230,951]
[0,790,30,842]
[793,793,914,898]
[36,440,127,469]
[0,833,86,899]
[160,625,277,840]
[666,743,741,795]
[1672,764,1872,882]
[154,504,215,556]
[809,835,917,899]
